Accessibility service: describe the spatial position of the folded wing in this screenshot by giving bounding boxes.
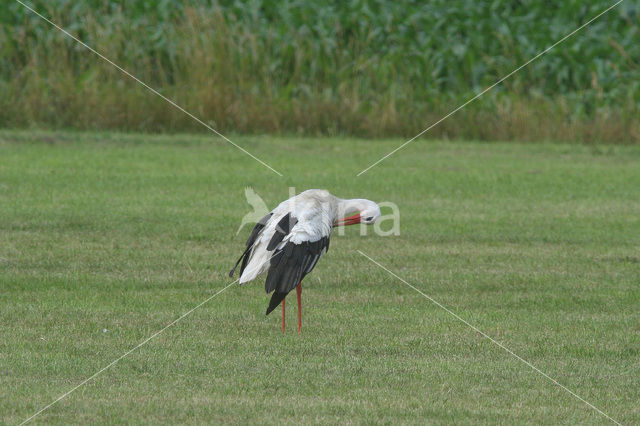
[265,236,330,314]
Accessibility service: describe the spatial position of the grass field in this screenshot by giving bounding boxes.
[1,130,639,424]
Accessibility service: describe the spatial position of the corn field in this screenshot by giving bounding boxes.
[1,0,639,142]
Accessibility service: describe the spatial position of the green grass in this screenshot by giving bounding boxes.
[1,129,639,424]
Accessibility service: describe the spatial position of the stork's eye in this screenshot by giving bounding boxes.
[365,216,373,222]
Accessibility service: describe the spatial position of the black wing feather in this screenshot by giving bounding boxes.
[267,213,298,251]
[228,213,272,278]
[265,236,330,315]
[246,213,273,247]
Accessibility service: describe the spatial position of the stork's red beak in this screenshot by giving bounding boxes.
[334,213,361,227]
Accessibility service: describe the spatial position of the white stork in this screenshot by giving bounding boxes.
[230,189,381,332]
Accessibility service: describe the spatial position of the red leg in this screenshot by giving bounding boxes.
[296,283,302,333]
[281,297,285,333]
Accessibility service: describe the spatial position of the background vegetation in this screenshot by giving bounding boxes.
[1,1,639,141]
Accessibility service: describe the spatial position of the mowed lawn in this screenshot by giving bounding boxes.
[1,130,639,424]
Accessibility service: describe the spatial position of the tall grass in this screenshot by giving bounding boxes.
[1,0,639,142]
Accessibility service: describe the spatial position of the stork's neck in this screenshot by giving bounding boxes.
[336,198,372,217]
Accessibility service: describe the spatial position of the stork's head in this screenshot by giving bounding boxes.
[334,199,381,226]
